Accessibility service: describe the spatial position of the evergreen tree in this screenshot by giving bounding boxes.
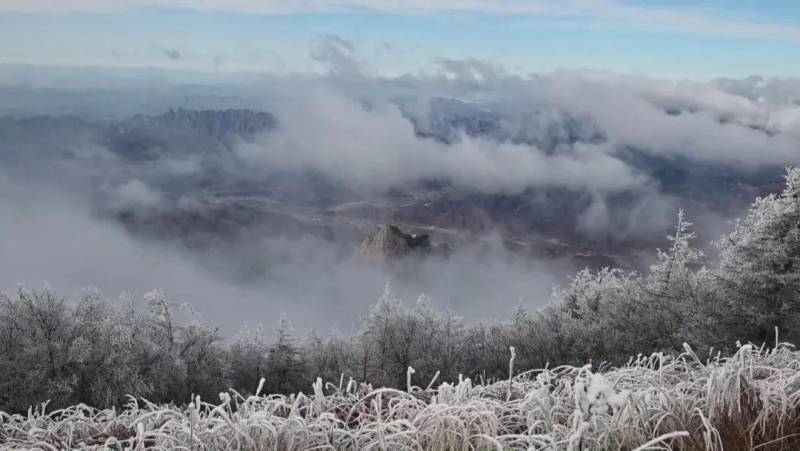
[716,168,800,343]
[265,316,306,394]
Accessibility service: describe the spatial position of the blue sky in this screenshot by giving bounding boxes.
[1,0,799,79]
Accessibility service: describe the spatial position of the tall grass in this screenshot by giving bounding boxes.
[2,342,799,450]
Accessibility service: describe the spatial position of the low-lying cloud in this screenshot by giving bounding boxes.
[105,179,163,210]
[237,86,644,194]
[0,168,567,335]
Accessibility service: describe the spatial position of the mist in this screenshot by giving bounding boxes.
[1,59,798,336]
[0,167,567,336]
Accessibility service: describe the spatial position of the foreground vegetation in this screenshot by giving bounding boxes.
[0,168,799,448]
[2,342,799,450]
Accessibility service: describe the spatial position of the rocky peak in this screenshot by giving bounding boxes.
[117,108,276,143]
[357,224,432,260]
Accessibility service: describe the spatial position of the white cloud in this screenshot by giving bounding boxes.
[311,34,367,79]
[106,179,162,210]
[527,74,800,167]
[236,86,644,193]
[378,66,800,169]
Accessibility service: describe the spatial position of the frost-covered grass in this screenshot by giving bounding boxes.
[2,342,800,450]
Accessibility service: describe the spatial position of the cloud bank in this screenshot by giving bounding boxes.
[237,86,643,194]
[228,51,800,198]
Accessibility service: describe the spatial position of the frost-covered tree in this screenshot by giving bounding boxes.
[547,267,637,363]
[179,324,225,401]
[634,210,706,352]
[63,292,151,407]
[0,289,159,411]
[228,324,271,394]
[715,167,800,343]
[504,306,551,371]
[411,299,465,385]
[459,322,509,383]
[264,316,306,395]
[540,210,707,364]
[358,286,470,387]
[0,289,76,410]
[304,329,358,388]
[360,283,402,386]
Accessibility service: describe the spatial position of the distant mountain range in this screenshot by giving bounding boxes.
[415,97,604,151]
[109,108,276,157]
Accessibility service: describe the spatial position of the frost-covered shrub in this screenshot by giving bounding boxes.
[3,343,799,450]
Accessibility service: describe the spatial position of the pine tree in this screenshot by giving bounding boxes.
[716,167,800,343]
[265,316,305,394]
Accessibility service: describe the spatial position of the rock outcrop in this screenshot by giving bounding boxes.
[121,108,276,142]
[356,224,432,260]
